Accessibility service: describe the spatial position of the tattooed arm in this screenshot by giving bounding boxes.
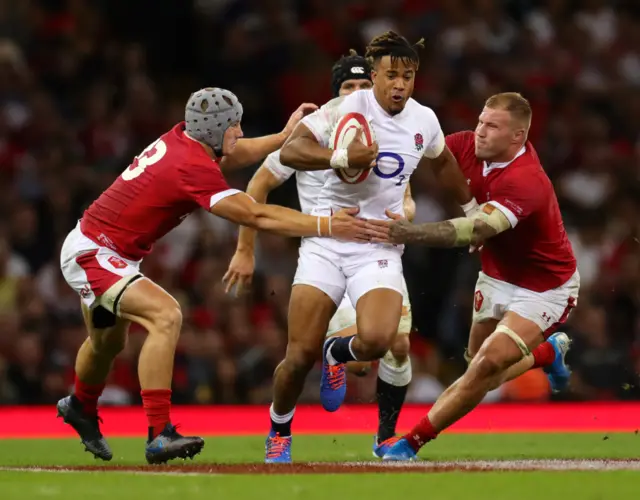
[387,205,510,247]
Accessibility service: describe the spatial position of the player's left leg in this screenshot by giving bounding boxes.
[326,295,372,377]
[117,278,205,464]
[325,288,413,458]
[321,254,404,412]
[373,293,412,458]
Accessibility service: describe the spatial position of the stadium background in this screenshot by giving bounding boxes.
[0,0,639,410]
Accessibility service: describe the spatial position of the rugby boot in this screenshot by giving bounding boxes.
[320,338,347,412]
[265,431,292,464]
[56,395,113,461]
[145,423,205,464]
[544,332,572,393]
[381,437,418,462]
[372,435,402,458]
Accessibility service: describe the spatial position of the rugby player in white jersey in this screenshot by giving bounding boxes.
[254,31,479,463]
[224,50,417,459]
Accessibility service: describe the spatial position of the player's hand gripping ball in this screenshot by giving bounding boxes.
[329,112,377,184]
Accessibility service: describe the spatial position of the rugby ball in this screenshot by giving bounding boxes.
[329,112,376,184]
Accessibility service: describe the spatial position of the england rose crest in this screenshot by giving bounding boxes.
[414,133,424,151]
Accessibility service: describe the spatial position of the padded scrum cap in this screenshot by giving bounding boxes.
[331,55,372,97]
[184,87,243,152]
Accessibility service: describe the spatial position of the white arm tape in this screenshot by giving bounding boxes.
[330,149,349,169]
[474,204,511,233]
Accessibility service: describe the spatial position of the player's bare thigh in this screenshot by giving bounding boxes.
[329,296,412,375]
[117,278,183,336]
[287,284,337,361]
[355,288,403,358]
[473,310,545,373]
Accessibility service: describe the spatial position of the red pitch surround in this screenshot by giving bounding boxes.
[1,403,638,438]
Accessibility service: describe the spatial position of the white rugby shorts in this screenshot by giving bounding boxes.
[60,221,143,314]
[293,237,404,308]
[472,270,580,336]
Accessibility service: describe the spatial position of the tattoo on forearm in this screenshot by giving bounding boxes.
[390,220,458,246]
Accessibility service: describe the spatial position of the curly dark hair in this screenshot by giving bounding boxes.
[365,31,425,70]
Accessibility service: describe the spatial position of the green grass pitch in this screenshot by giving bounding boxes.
[1,433,639,500]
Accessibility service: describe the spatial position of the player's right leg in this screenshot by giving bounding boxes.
[57,303,130,461]
[266,241,343,463]
[467,273,573,392]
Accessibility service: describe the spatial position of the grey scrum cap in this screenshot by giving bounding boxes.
[184,87,243,151]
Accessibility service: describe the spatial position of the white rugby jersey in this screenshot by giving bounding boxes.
[263,150,326,214]
[299,89,444,252]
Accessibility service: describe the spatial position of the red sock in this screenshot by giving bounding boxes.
[141,389,172,438]
[404,415,438,452]
[74,376,105,416]
[531,341,555,369]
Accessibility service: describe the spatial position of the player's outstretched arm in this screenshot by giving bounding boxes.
[382,204,511,247]
[223,166,285,295]
[235,166,284,252]
[280,124,378,172]
[220,103,317,171]
[211,192,389,242]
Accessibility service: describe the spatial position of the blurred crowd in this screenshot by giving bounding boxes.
[1,0,639,406]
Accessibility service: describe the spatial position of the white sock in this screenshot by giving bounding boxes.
[269,404,295,424]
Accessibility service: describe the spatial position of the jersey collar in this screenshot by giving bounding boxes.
[483,145,526,177]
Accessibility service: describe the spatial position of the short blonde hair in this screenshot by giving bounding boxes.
[485,92,532,131]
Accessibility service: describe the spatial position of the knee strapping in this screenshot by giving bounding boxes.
[378,351,412,386]
[100,274,144,315]
[493,325,530,356]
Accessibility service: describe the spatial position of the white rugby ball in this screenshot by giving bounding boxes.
[329,112,376,184]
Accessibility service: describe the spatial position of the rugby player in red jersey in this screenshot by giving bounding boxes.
[379,92,579,460]
[57,88,388,464]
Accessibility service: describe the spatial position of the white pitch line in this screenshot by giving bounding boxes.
[328,460,640,471]
[1,460,640,475]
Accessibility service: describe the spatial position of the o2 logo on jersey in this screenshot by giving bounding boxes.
[122,139,168,181]
[374,152,405,186]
